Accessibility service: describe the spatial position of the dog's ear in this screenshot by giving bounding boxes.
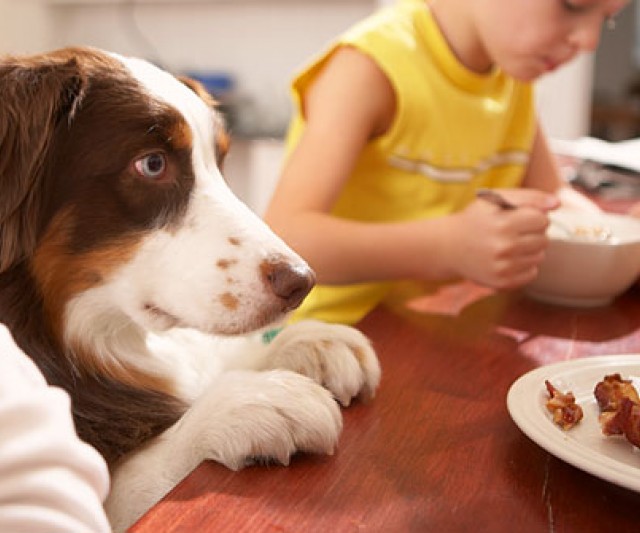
[0,54,87,272]
[178,75,217,108]
[178,76,230,166]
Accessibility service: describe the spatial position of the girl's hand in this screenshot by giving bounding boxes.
[444,189,559,289]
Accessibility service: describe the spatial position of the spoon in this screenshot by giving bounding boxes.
[475,188,612,242]
[475,188,517,210]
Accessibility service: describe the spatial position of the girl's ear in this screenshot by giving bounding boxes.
[0,54,87,272]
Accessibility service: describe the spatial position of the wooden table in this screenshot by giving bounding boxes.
[130,280,640,532]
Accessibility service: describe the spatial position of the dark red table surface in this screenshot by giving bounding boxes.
[130,278,640,533]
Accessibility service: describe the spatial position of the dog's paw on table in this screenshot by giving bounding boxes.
[179,369,343,470]
[260,319,382,406]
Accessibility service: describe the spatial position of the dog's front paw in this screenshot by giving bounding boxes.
[186,370,343,470]
[263,320,381,406]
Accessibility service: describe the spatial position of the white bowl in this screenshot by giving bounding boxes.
[525,208,640,307]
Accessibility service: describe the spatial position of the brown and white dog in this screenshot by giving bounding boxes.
[0,47,380,531]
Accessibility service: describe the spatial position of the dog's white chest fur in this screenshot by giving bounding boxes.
[107,320,380,531]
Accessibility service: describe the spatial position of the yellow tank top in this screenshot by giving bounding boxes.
[287,0,536,325]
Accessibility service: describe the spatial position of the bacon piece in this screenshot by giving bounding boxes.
[594,373,640,412]
[620,398,640,448]
[545,380,584,430]
[594,373,640,449]
[599,410,625,436]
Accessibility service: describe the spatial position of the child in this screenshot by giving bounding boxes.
[264,0,629,325]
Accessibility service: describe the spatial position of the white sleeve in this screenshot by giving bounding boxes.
[0,325,111,533]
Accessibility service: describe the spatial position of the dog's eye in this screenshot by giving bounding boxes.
[134,153,167,179]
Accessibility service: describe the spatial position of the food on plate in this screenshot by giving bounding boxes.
[544,380,584,430]
[594,373,640,412]
[542,373,640,448]
[594,373,640,448]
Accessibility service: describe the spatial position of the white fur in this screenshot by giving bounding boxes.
[104,321,380,532]
[54,55,383,531]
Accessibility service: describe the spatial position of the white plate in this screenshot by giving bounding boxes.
[507,355,640,492]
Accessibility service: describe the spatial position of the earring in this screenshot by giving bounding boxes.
[606,17,616,30]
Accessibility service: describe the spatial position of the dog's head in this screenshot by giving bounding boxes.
[0,47,314,338]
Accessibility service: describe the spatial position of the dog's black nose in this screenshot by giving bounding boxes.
[261,258,316,311]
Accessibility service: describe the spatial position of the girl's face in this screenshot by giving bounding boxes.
[470,0,629,81]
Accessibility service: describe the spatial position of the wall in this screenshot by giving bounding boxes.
[593,2,637,103]
[535,54,595,141]
[0,0,51,53]
[44,0,375,137]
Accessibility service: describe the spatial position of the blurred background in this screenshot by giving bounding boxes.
[1,0,638,212]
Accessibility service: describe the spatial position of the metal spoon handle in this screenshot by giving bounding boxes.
[475,189,612,241]
[475,188,517,210]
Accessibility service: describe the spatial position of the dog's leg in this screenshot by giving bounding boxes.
[105,369,341,532]
[180,320,381,406]
[257,320,382,406]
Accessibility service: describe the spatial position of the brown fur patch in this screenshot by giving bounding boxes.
[177,75,229,166]
[215,129,230,166]
[178,75,217,108]
[0,51,87,272]
[220,292,239,310]
[71,342,177,398]
[30,209,137,328]
[166,117,193,152]
[30,208,175,396]
[216,258,237,269]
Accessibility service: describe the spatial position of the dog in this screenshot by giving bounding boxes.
[0,47,381,531]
